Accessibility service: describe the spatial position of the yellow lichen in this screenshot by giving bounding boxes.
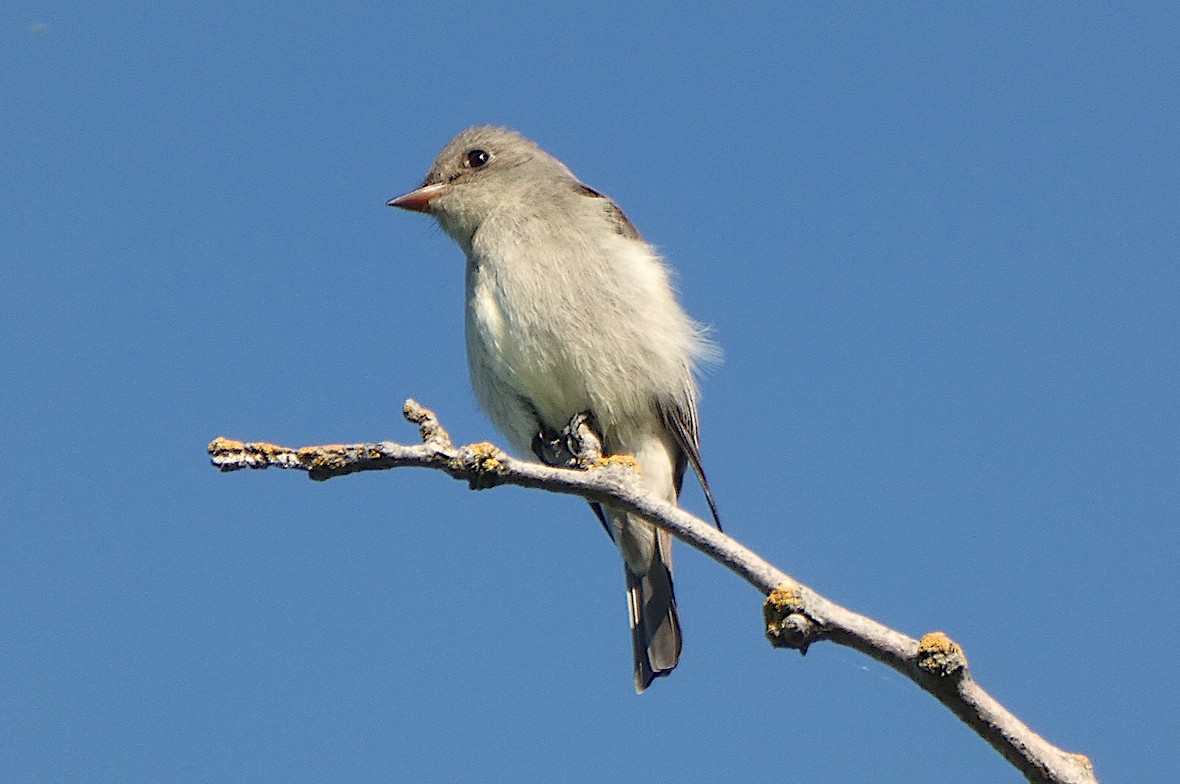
[917,631,968,677]
[763,586,813,650]
[765,586,804,615]
[207,437,244,453]
[297,444,351,471]
[466,442,504,472]
[763,586,804,635]
[594,454,642,473]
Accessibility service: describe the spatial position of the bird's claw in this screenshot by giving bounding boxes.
[531,412,603,469]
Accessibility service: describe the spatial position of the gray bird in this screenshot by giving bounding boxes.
[388,126,719,692]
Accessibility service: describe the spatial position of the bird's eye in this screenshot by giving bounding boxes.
[464,149,491,169]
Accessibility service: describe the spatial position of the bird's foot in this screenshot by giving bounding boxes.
[531,412,603,470]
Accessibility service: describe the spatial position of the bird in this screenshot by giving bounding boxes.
[387,126,719,692]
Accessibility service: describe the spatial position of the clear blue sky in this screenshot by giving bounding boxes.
[3,4,1176,782]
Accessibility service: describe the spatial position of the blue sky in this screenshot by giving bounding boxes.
[3,3,1176,782]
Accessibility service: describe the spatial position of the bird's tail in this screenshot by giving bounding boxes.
[625,530,682,693]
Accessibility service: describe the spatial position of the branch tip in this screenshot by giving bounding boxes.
[208,436,243,452]
[207,437,299,472]
[403,399,453,448]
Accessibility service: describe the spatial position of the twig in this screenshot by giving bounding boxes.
[208,399,1098,784]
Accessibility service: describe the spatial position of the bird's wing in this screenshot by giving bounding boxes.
[659,396,722,531]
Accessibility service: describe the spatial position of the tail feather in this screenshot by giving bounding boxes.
[625,533,682,693]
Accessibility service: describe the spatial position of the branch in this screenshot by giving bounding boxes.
[208,400,1099,784]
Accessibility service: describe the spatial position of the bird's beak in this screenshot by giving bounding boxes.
[386,182,447,213]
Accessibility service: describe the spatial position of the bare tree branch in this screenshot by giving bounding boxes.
[208,399,1098,784]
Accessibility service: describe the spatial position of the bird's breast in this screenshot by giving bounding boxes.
[465,255,596,442]
[462,219,693,454]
